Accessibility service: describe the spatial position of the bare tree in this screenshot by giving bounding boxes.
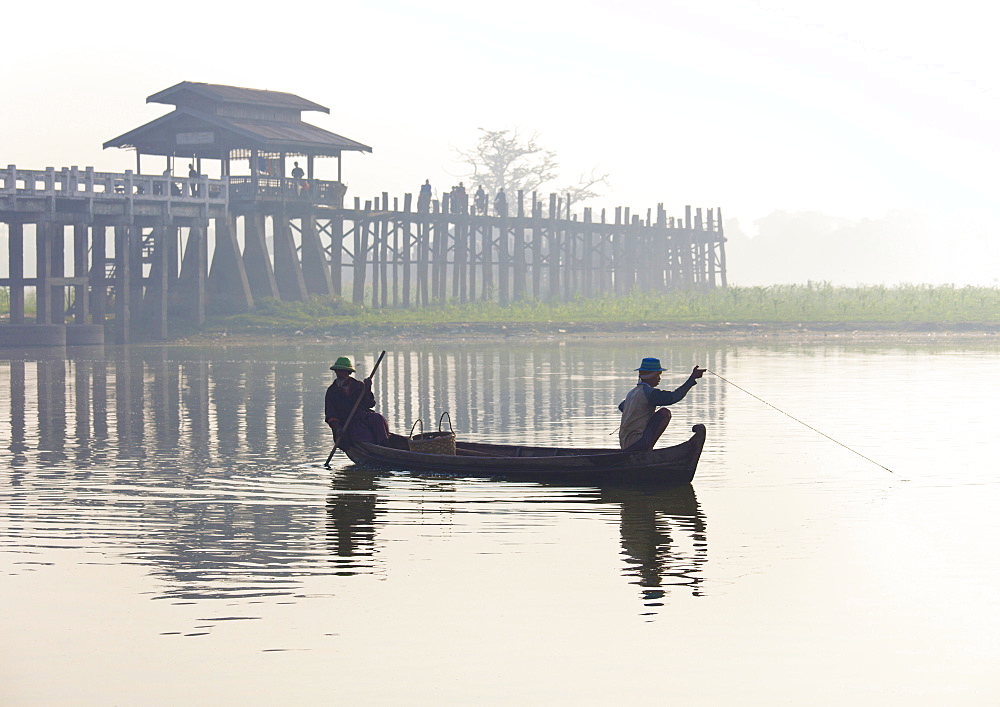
[455,128,609,208]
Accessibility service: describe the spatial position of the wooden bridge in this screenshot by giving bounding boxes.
[0,164,727,345]
[0,81,726,346]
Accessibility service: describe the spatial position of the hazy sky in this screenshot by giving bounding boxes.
[3,0,997,284]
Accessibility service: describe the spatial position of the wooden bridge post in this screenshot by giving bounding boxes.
[113,223,131,343]
[73,223,90,324]
[497,214,509,306]
[513,191,526,302]
[402,194,413,308]
[352,207,369,306]
[34,222,52,324]
[299,213,334,296]
[51,223,67,325]
[379,200,390,308]
[144,223,169,340]
[89,224,108,326]
[328,214,345,297]
[694,208,711,287]
[531,193,542,299]
[717,207,728,288]
[633,215,648,291]
[417,213,430,307]
[208,214,253,314]
[164,223,180,294]
[548,193,560,301]
[370,200,381,309]
[612,207,623,297]
[480,218,492,301]
[128,226,146,334]
[382,192,399,307]
[273,213,308,302]
[453,216,466,303]
[178,222,208,325]
[582,208,594,298]
[679,205,693,288]
[243,213,280,301]
[429,209,440,303]
[464,217,474,303]
[564,196,576,301]
[370,202,381,309]
[7,222,25,324]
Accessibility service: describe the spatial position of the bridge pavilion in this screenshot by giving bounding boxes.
[104,81,371,188]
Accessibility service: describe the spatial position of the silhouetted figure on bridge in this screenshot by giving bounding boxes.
[188,164,200,197]
[494,188,508,217]
[418,179,432,213]
[452,182,468,214]
[474,184,487,215]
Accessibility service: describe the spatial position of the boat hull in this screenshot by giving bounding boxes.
[343,424,707,485]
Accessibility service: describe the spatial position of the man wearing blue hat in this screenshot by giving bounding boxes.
[618,357,705,451]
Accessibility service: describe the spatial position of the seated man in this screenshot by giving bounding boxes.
[618,357,705,452]
[325,356,390,448]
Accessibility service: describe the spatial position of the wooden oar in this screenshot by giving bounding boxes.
[324,350,387,468]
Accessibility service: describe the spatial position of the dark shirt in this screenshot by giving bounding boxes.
[325,377,375,425]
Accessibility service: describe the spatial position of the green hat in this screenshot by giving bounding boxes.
[330,356,355,372]
[635,357,667,372]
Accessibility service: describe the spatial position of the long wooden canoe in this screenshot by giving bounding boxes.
[342,424,706,485]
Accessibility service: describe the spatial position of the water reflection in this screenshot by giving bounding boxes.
[1,344,724,470]
[323,467,708,613]
[607,485,707,610]
[326,469,380,575]
[1,342,719,614]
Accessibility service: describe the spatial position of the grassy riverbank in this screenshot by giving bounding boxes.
[201,284,1000,340]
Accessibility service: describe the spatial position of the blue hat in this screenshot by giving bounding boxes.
[635,357,667,372]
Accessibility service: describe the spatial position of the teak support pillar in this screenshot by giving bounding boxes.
[35,222,52,324]
[299,214,334,296]
[145,224,170,340]
[73,223,90,324]
[114,223,131,344]
[208,215,253,314]
[8,222,25,323]
[272,214,308,302]
[177,223,208,326]
[90,225,108,326]
[242,213,280,300]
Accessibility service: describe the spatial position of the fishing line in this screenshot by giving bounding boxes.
[706,369,902,478]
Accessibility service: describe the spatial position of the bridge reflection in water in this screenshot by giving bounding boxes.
[1,343,724,612]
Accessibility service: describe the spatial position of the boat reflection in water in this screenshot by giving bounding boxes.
[2,343,717,613]
[326,469,381,575]
[607,484,706,609]
[325,466,708,613]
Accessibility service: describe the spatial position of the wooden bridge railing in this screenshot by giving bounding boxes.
[229,176,346,206]
[1,166,228,205]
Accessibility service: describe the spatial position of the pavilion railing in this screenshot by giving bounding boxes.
[228,176,347,207]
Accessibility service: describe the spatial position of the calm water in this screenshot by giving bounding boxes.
[2,338,999,705]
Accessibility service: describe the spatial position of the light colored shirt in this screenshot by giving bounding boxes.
[618,379,695,449]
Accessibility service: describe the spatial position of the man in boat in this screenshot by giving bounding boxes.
[325,356,390,449]
[619,357,705,452]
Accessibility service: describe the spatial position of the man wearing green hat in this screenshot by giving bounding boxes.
[325,356,390,449]
[618,357,705,451]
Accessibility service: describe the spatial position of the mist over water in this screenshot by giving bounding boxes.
[2,339,999,704]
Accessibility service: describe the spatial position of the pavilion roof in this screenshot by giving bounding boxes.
[147,81,330,114]
[103,106,371,159]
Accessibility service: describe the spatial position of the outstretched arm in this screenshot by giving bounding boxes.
[648,366,705,406]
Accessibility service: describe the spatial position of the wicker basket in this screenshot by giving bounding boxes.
[408,412,456,455]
